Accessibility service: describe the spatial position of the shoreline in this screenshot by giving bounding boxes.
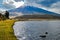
[15,19,60,21]
[12,20,18,40]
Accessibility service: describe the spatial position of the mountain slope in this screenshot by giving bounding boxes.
[8,6,60,17]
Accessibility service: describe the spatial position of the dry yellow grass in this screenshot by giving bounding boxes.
[0,20,17,40]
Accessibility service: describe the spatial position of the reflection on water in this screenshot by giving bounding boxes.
[13,20,60,40]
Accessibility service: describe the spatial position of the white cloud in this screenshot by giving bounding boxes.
[24,0,44,5]
[24,0,60,14]
[9,12,23,18]
[3,0,24,8]
[0,8,6,13]
[51,1,60,8]
[0,0,24,11]
[13,1,24,8]
[49,8,60,14]
[38,1,60,14]
[25,1,60,14]
[47,1,60,14]
[39,6,60,14]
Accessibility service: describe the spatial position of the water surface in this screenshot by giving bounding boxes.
[13,20,60,40]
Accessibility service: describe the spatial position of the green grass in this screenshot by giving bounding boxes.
[0,20,17,40]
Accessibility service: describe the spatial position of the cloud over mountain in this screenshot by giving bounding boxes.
[24,0,60,14]
[0,0,60,14]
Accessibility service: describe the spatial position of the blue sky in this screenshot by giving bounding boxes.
[0,0,60,14]
[37,0,60,7]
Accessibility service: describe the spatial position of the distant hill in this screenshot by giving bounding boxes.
[14,14,60,21]
[8,6,60,17]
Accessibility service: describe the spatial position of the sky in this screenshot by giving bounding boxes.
[0,0,60,14]
[0,0,24,12]
[24,0,60,14]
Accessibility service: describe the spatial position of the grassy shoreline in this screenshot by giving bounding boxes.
[0,20,17,40]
